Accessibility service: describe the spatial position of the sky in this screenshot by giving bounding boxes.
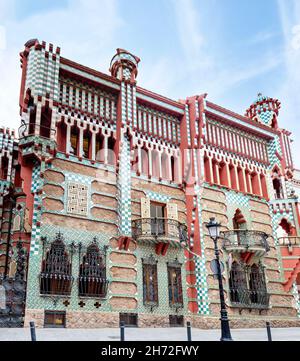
[0,0,299,166]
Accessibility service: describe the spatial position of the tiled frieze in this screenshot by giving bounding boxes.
[66,182,88,216]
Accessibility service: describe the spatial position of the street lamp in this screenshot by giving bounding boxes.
[206,217,233,341]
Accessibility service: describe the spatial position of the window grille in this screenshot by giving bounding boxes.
[40,233,74,296]
[142,255,158,306]
[229,262,269,308]
[78,240,108,298]
[167,261,183,308]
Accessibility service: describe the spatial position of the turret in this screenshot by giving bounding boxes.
[246,93,281,129]
[109,48,140,82]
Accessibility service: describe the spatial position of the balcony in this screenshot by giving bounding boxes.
[278,236,300,247]
[131,218,188,248]
[220,230,270,255]
[229,288,270,310]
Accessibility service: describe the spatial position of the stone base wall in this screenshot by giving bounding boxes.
[24,308,300,329]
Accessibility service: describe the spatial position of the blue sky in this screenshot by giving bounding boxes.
[0,0,299,166]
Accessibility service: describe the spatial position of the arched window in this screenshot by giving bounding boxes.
[171,155,175,182]
[0,155,9,180]
[95,133,105,162]
[56,120,67,152]
[249,264,267,305]
[40,233,73,296]
[78,241,108,298]
[107,135,116,165]
[28,97,36,135]
[70,125,79,156]
[40,106,52,138]
[141,146,149,176]
[83,128,92,159]
[273,177,283,199]
[229,262,247,304]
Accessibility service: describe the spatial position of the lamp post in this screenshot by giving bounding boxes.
[206,217,233,341]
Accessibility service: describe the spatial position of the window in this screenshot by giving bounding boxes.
[167,263,183,307]
[83,129,91,158]
[70,126,79,156]
[169,315,184,327]
[44,311,66,328]
[142,257,158,306]
[78,242,108,298]
[40,234,73,296]
[228,262,269,308]
[107,135,116,165]
[229,262,248,303]
[119,313,138,327]
[1,155,9,180]
[150,202,165,236]
[273,177,283,199]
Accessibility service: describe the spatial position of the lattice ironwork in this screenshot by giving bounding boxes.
[40,233,75,296]
[229,262,269,309]
[78,239,108,298]
[0,241,27,328]
[142,256,158,308]
[221,230,270,252]
[167,263,183,310]
[132,218,188,243]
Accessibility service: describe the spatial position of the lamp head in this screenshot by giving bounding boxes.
[206,217,221,239]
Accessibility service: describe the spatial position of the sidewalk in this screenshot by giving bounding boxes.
[0,327,299,341]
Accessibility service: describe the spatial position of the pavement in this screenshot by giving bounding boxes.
[0,326,299,341]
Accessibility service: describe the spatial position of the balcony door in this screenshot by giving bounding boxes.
[150,202,165,236]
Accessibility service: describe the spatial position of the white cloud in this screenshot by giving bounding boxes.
[276,0,300,167]
[0,0,124,132]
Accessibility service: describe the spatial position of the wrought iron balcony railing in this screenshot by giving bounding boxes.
[220,230,270,253]
[132,218,188,247]
[39,273,74,296]
[78,276,109,298]
[229,288,270,309]
[278,236,300,247]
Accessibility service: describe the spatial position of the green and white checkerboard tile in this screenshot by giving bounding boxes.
[117,136,132,236]
[145,191,171,203]
[292,282,300,318]
[30,162,44,255]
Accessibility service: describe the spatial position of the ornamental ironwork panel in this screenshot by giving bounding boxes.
[167,264,183,309]
[40,233,75,296]
[228,263,269,309]
[142,260,158,308]
[0,241,27,328]
[132,218,188,243]
[221,230,270,252]
[78,239,108,298]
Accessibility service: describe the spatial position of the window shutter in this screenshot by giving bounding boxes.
[141,197,151,234]
[167,203,178,220]
[141,197,151,218]
[166,202,179,239]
